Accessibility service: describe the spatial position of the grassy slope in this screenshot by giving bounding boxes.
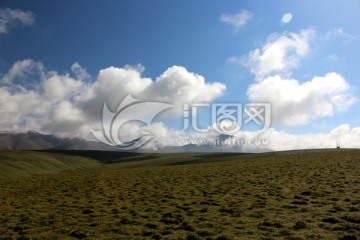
[0,150,253,178]
[0,151,101,178]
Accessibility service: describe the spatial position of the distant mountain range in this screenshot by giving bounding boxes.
[0,131,115,150]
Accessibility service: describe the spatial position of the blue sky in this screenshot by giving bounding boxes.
[0,0,360,151]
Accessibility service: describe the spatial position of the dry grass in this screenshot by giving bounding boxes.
[0,150,359,239]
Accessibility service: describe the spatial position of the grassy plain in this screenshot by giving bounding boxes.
[0,149,359,239]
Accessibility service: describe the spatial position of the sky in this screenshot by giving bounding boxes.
[0,0,360,151]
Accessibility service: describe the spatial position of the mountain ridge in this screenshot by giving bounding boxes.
[0,131,115,151]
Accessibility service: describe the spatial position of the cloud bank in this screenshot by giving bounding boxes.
[0,60,226,138]
[139,123,360,152]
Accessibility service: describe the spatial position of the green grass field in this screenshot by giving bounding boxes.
[0,151,101,178]
[0,149,359,239]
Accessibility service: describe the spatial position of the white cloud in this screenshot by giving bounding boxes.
[141,66,226,116]
[43,72,85,103]
[231,29,356,127]
[330,124,350,139]
[78,65,225,120]
[175,124,360,152]
[220,9,253,31]
[241,29,314,80]
[0,8,35,34]
[0,60,226,138]
[247,73,356,126]
[76,64,153,118]
[1,59,44,86]
[261,124,360,151]
[71,62,91,81]
[326,27,358,43]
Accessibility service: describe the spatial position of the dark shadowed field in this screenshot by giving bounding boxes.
[0,149,359,239]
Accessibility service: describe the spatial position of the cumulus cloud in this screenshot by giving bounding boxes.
[0,60,89,135]
[231,28,356,126]
[78,65,225,121]
[0,8,35,34]
[220,9,253,31]
[247,73,356,126]
[241,29,314,80]
[43,72,86,103]
[141,66,226,116]
[0,60,226,138]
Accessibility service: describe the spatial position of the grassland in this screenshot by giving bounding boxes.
[0,151,101,178]
[0,149,359,239]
